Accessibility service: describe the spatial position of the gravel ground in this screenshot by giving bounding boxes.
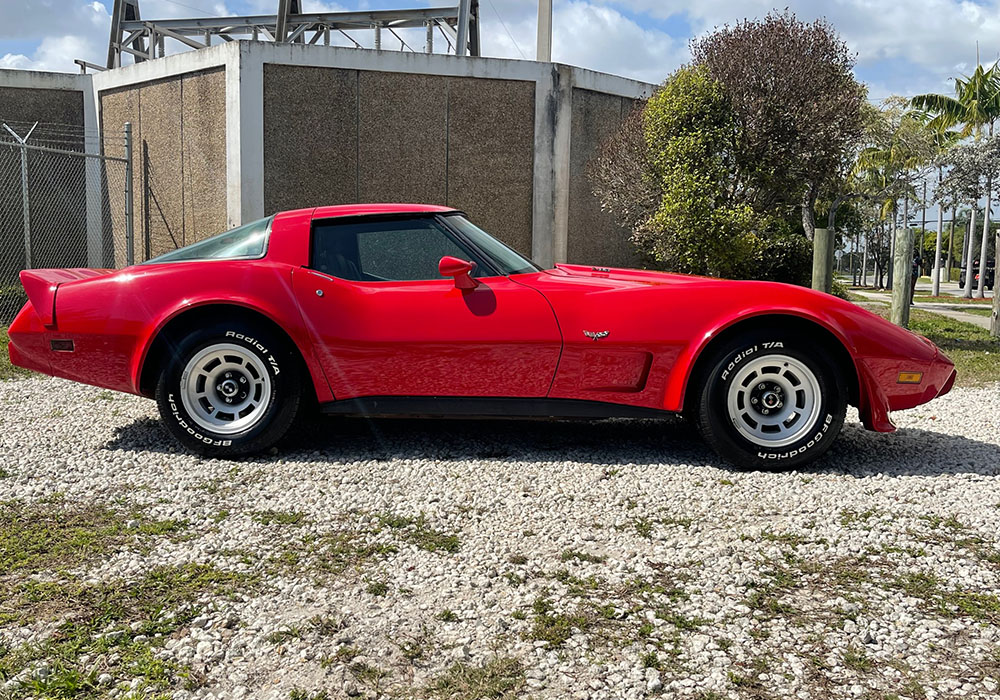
[2,376,1000,700]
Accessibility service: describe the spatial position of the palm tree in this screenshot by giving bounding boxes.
[852,106,935,326]
[912,61,1000,299]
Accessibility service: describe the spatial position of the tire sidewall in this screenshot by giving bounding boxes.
[156,325,300,455]
[699,334,845,470]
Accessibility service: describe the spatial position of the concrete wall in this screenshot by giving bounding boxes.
[263,65,536,253]
[100,67,227,260]
[1,41,655,277]
[567,88,643,268]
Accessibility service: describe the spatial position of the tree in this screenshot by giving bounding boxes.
[936,135,1000,333]
[690,10,866,243]
[851,100,936,326]
[912,61,1000,300]
[589,66,813,283]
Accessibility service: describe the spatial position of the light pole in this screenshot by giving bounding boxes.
[537,0,552,61]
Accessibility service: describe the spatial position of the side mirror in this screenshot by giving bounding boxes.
[439,256,479,290]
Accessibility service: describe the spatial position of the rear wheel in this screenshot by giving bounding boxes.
[694,331,847,470]
[155,323,301,456]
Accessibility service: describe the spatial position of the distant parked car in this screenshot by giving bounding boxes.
[8,204,956,469]
[959,259,995,290]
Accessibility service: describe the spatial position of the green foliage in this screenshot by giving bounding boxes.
[425,657,525,699]
[606,66,813,285]
[639,66,758,278]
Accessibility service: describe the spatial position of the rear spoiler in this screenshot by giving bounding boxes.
[19,268,112,327]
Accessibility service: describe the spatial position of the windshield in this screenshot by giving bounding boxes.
[143,216,273,264]
[444,214,541,275]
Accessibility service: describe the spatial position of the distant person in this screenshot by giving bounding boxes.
[910,253,921,305]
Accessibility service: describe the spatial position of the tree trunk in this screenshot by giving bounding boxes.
[963,206,977,299]
[812,228,833,292]
[891,197,913,328]
[801,184,818,242]
[977,179,992,298]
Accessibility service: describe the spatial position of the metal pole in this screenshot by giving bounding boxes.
[373,22,381,50]
[456,0,471,55]
[536,0,552,61]
[3,122,37,269]
[425,20,433,53]
[19,143,31,269]
[124,122,135,266]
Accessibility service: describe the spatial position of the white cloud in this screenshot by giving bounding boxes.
[2,0,999,98]
[578,0,1000,95]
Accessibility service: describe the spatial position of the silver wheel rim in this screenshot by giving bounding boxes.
[726,353,822,448]
[180,343,272,435]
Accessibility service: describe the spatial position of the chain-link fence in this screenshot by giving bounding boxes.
[0,120,133,324]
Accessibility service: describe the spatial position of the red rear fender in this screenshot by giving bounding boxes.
[19,268,113,327]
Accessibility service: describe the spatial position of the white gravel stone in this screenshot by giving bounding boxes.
[1,376,999,699]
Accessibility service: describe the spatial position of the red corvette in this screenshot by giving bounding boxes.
[8,204,955,468]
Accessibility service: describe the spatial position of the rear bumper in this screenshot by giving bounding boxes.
[8,301,137,393]
[856,349,956,433]
[8,302,52,375]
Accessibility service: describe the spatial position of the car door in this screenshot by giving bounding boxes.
[292,215,563,400]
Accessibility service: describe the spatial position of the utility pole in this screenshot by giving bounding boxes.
[536,0,552,62]
[891,196,913,327]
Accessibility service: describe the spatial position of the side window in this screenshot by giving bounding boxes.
[311,218,483,281]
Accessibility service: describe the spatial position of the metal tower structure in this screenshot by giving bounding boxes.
[83,0,480,72]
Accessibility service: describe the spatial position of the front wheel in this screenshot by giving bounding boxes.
[155,324,301,457]
[693,332,847,470]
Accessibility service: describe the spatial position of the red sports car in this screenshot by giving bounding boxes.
[8,204,955,468]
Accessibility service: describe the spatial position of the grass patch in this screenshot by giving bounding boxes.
[0,563,255,699]
[559,549,606,564]
[961,307,995,317]
[253,510,307,526]
[366,581,389,596]
[377,512,460,553]
[890,571,1000,623]
[912,293,994,304]
[525,596,592,648]
[0,500,186,575]
[425,657,525,699]
[908,310,1000,386]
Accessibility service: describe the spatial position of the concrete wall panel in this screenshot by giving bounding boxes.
[100,87,140,266]
[447,77,535,255]
[100,67,227,262]
[138,78,184,258]
[567,88,641,268]
[263,64,357,213]
[358,71,448,204]
[0,86,84,129]
[181,69,227,242]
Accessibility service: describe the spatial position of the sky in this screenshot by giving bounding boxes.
[1,0,999,99]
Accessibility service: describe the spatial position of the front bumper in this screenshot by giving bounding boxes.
[856,348,957,432]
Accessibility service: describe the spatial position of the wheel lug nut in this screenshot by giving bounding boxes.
[751,398,758,405]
